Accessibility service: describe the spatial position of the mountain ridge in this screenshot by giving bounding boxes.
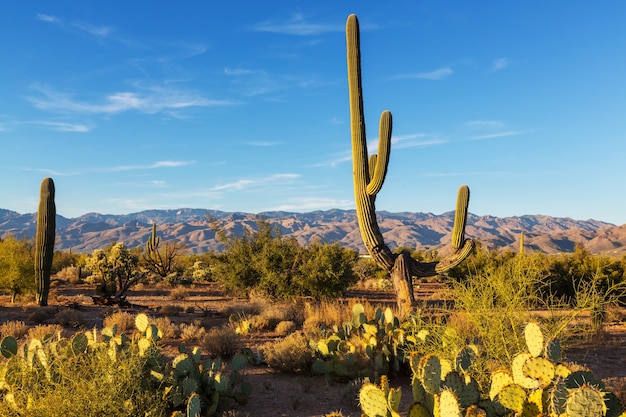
[0,208,623,256]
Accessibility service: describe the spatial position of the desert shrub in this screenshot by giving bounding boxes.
[103,311,135,333]
[169,285,189,300]
[51,250,80,274]
[261,331,313,372]
[218,301,263,317]
[52,308,86,327]
[202,326,242,358]
[544,244,626,307]
[361,277,394,291]
[27,307,57,324]
[449,253,573,367]
[179,321,208,342]
[152,316,178,339]
[211,219,359,299]
[274,320,297,336]
[0,321,28,339]
[0,235,35,302]
[294,240,359,299]
[27,324,64,341]
[353,257,387,281]
[158,304,185,316]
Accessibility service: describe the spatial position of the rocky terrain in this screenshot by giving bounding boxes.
[1,208,624,256]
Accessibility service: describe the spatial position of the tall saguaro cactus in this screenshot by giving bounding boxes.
[35,177,56,306]
[346,14,475,316]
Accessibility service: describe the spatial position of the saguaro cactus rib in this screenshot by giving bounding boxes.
[347,14,474,315]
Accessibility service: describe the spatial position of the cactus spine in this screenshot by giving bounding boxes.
[346,14,474,317]
[34,177,56,306]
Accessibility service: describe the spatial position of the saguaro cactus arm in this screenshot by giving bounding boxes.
[347,14,474,281]
[34,177,56,306]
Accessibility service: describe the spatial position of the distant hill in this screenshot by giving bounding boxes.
[0,208,623,256]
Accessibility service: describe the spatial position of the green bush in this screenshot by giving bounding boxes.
[0,235,35,302]
[294,240,359,298]
[211,219,358,299]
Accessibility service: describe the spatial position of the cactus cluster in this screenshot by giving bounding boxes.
[346,13,474,317]
[152,343,252,417]
[487,321,623,417]
[310,303,410,382]
[359,321,625,417]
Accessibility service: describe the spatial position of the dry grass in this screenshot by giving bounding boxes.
[169,286,189,301]
[53,309,86,327]
[302,299,383,334]
[0,320,28,339]
[261,331,313,373]
[274,320,297,336]
[158,304,185,316]
[152,316,178,340]
[103,311,135,333]
[27,307,57,323]
[27,324,64,341]
[179,321,207,342]
[202,325,242,358]
[218,301,263,317]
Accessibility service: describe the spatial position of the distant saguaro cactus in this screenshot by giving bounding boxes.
[34,177,56,306]
[346,14,474,316]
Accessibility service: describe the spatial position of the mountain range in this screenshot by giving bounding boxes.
[1,208,625,256]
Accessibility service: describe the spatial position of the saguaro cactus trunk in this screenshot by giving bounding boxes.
[346,14,474,317]
[35,177,56,306]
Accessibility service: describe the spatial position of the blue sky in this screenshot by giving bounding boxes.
[2,2,626,225]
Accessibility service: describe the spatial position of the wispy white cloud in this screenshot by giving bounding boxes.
[224,67,254,76]
[391,134,447,149]
[23,167,77,177]
[212,173,300,191]
[465,120,504,129]
[245,141,284,147]
[36,13,61,24]
[253,13,343,36]
[31,121,92,132]
[316,133,446,168]
[393,67,453,80]
[101,160,196,172]
[467,131,521,141]
[23,160,195,176]
[73,21,113,37]
[26,84,237,115]
[491,58,509,71]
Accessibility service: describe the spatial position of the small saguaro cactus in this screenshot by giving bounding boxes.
[346,14,474,317]
[34,177,56,306]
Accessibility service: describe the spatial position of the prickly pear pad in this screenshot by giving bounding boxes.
[524,321,544,358]
[359,383,388,417]
[565,384,607,417]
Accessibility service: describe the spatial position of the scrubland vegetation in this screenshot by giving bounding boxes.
[1,219,626,416]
